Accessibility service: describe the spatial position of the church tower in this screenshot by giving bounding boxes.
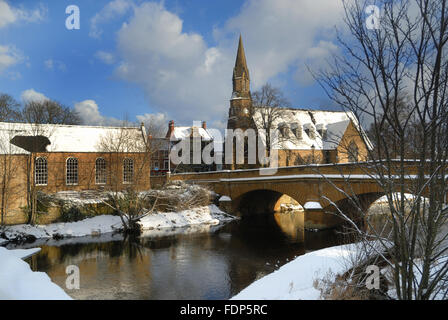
[227,35,252,130]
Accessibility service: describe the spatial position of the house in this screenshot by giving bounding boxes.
[226,36,372,169]
[150,120,216,174]
[0,122,150,225]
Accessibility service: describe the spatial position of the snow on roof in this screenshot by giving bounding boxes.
[252,108,373,150]
[170,126,214,142]
[0,122,146,154]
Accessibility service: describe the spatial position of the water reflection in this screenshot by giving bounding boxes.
[23,214,347,300]
[273,211,305,242]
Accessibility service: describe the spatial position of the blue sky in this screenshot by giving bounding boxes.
[0,0,347,130]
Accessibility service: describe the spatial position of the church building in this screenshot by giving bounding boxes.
[226,36,372,169]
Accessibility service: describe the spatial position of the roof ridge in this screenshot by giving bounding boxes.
[0,121,141,130]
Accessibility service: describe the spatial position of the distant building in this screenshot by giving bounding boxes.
[226,36,373,169]
[150,120,216,175]
[0,122,150,224]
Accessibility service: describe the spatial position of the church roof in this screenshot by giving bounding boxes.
[0,122,147,154]
[252,108,373,151]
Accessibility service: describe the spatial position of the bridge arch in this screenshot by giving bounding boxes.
[233,189,303,217]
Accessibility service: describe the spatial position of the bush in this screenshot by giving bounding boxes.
[60,206,84,222]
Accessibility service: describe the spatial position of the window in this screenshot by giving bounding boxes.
[35,157,48,186]
[164,160,169,170]
[66,157,78,185]
[123,158,134,184]
[95,158,106,184]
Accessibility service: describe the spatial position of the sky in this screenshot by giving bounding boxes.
[0,0,351,132]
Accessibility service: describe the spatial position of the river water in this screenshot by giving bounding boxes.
[21,211,347,300]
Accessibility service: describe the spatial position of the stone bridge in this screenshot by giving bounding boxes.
[169,161,437,230]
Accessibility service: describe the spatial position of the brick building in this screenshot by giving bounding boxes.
[150,120,216,175]
[0,122,150,224]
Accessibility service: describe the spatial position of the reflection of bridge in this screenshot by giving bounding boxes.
[170,161,436,230]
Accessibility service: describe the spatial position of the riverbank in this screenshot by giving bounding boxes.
[0,204,235,244]
[0,247,72,300]
[231,243,358,300]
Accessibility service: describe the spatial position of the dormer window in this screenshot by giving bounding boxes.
[316,124,327,140]
[278,123,288,138]
[304,123,316,139]
[291,123,302,140]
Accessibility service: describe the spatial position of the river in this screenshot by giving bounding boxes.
[17,211,348,300]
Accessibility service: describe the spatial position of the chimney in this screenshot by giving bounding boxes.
[202,121,207,130]
[167,120,175,138]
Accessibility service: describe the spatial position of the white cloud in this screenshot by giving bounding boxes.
[74,100,127,126]
[115,2,233,124]
[0,1,16,28]
[106,0,347,125]
[95,51,116,64]
[90,0,133,38]
[294,40,340,86]
[21,89,49,103]
[44,59,67,71]
[222,0,345,88]
[136,112,168,125]
[0,45,23,74]
[0,1,47,28]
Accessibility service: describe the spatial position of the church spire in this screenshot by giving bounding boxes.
[233,34,250,80]
[232,35,251,99]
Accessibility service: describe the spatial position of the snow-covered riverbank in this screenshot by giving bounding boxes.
[0,204,235,244]
[231,244,358,300]
[0,247,72,300]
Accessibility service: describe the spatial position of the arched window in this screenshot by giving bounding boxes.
[95,158,106,184]
[35,157,48,186]
[123,158,134,184]
[66,157,78,185]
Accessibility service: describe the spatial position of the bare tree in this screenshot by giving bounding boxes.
[314,0,448,299]
[249,83,291,164]
[96,121,152,233]
[0,93,21,122]
[22,99,80,126]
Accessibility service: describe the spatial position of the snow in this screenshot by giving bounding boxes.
[170,126,213,141]
[375,193,423,203]
[7,248,41,260]
[279,203,303,211]
[303,201,323,210]
[219,195,231,202]
[252,108,373,151]
[231,244,358,300]
[0,122,146,154]
[139,205,234,230]
[220,173,431,182]
[1,205,235,243]
[2,215,123,241]
[0,247,72,300]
